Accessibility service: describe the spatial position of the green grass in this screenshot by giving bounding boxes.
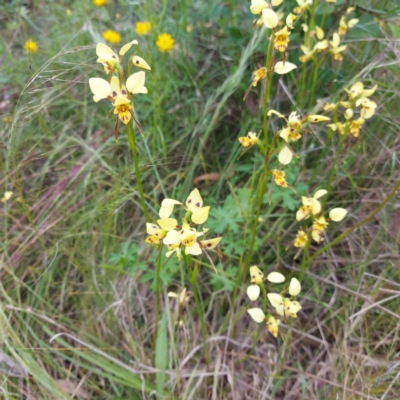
[1,0,400,398]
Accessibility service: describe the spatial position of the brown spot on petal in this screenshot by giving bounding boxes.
[207,243,212,247]
[196,202,200,207]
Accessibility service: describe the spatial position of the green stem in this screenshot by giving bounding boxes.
[153,245,163,347]
[233,34,276,298]
[260,283,268,313]
[126,119,151,221]
[187,258,210,365]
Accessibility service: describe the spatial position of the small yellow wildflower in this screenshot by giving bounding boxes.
[93,0,107,6]
[312,216,329,235]
[356,98,377,119]
[238,132,259,148]
[299,45,315,63]
[329,32,347,61]
[294,230,308,248]
[296,189,328,221]
[268,278,302,318]
[156,33,175,53]
[274,61,297,75]
[252,68,267,87]
[135,21,152,36]
[66,9,72,16]
[274,26,290,52]
[349,118,364,137]
[102,30,121,45]
[266,315,280,337]
[271,169,288,188]
[24,40,38,54]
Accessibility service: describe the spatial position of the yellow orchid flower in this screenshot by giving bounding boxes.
[312,215,329,233]
[131,55,151,71]
[262,9,279,29]
[286,13,296,29]
[96,41,141,74]
[244,67,268,100]
[329,32,347,61]
[238,132,259,148]
[307,115,330,123]
[329,207,348,221]
[185,189,210,224]
[146,222,167,239]
[247,266,285,301]
[266,315,280,337]
[200,237,222,250]
[253,68,267,88]
[247,309,281,338]
[250,265,264,285]
[356,97,377,119]
[274,26,290,52]
[247,308,266,322]
[145,235,161,245]
[313,39,329,52]
[249,0,268,14]
[271,169,288,188]
[344,109,354,120]
[112,95,133,124]
[278,146,293,165]
[349,118,364,137]
[89,74,147,125]
[299,45,315,63]
[159,189,210,225]
[338,15,359,36]
[162,224,220,259]
[346,81,364,99]
[294,229,308,248]
[119,40,140,56]
[274,61,297,75]
[324,103,338,111]
[268,110,303,142]
[311,230,324,243]
[246,285,261,301]
[268,278,302,318]
[315,26,325,40]
[296,189,327,221]
[96,43,120,74]
[283,298,302,318]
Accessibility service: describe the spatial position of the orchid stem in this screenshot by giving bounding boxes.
[187,258,209,366]
[126,119,150,222]
[153,244,163,349]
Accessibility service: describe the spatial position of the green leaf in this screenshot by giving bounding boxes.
[156,312,168,397]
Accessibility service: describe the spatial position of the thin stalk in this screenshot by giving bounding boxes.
[308,57,323,109]
[233,34,275,298]
[260,283,268,313]
[126,119,150,221]
[153,245,163,347]
[187,258,210,365]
